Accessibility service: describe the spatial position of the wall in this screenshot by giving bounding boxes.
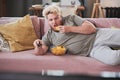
[0,0,6,17]
[42,0,51,5]
[83,0,96,17]
[4,0,120,17]
[6,0,42,17]
[42,0,96,18]
[100,0,120,18]
[100,0,120,7]
[43,0,81,6]
[61,0,81,6]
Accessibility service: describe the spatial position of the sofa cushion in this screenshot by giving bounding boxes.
[44,19,50,33]
[0,15,38,52]
[0,50,120,75]
[31,16,41,39]
[39,18,46,39]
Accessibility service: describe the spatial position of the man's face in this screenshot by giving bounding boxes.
[47,13,62,31]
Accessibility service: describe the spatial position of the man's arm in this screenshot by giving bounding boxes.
[33,39,48,55]
[59,20,96,34]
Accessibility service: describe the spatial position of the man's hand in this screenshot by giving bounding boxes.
[33,39,48,55]
[33,39,42,48]
[33,39,44,55]
[59,26,71,33]
[58,21,96,34]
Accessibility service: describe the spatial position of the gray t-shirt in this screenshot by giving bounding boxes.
[42,15,97,56]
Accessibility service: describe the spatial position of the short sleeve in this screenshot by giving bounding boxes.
[73,15,86,26]
[62,15,86,26]
[42,30,52,47]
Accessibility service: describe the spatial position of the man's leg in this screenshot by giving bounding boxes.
[94,29,120,47]
[90,29,120,65]
[90,46,120,65]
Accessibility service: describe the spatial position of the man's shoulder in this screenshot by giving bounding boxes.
[64,14,86,21]
[64,14,79,18]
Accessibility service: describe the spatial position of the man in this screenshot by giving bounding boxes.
[33,5,120,65]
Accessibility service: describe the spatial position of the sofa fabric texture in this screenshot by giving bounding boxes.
[87,18,120,28]
[0,16,120,75]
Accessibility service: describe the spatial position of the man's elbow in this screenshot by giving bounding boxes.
[87,26,96,34]
[92,27,96,33]
[84,21,97,34]
[89,22,97,34]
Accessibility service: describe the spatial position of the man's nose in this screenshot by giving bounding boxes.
[53,20,55,23]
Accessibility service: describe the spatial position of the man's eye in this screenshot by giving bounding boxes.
[49,19,53,21]
[55,17,59,20]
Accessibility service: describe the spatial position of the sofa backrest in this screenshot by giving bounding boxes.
[87,18,120,28]
[1,16,120,39]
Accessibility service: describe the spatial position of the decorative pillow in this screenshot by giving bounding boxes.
[0,33,10,51]
[0,14,38,52]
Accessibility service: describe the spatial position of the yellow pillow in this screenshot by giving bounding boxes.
[0,14,38,52]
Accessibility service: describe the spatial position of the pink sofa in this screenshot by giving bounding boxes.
[0,16,120,76]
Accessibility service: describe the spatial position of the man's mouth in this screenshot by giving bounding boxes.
[55,26,60,32]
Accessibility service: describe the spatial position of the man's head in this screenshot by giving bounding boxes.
[42,5,62,31]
